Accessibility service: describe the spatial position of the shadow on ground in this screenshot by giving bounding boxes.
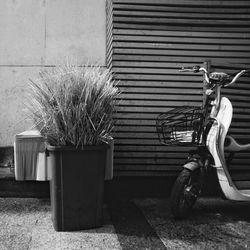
[135,197,250,250]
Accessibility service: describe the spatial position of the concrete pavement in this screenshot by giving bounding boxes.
[0,197,250,249]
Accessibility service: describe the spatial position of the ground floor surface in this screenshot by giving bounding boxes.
[0,197,250,249]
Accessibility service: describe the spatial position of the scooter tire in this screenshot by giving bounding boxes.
[170,168,200,219]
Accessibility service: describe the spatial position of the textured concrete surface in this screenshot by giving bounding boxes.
[0,0,45,65]
[0,67,40,146]
[0,0,106,146]
[0,198,250,250]
[108,199,166,249]
[136,198,250,250]
[1,197,250,249]
[45,0,106,65]
[0,198,121,250]
[0,0,105,66]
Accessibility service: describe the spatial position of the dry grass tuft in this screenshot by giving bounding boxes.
[26,63,119,148]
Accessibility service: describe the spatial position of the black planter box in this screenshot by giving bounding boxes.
[47,145,107,231]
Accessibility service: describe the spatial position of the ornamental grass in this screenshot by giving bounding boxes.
[27,63,119,148]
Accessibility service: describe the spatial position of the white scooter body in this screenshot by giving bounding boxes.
[206,97,250,200]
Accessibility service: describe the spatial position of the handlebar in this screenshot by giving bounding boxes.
[180,65,249,87]
[179,65,209,83]
[224,69,249,87]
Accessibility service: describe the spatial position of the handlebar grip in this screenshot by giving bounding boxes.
[179,67,193,72]
[179,65,201,73]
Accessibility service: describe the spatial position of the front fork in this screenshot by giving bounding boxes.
[183,148,212,195]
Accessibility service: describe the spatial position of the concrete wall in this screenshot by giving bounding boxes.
[0,0,106,146]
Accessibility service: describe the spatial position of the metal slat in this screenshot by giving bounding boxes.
[113,29,250,38]
[113,4,250,14]
[113,16,250,26]
[113,35,250,45]
[113,23,250,33]
[112,55,250,64]
[112,0,250,6]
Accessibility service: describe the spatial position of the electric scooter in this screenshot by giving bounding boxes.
[156,65,250,219]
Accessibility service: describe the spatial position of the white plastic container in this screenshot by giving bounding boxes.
[14,130,50,181]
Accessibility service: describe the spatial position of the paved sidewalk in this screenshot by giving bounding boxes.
[0,197,250,249]
[0,198,120,250]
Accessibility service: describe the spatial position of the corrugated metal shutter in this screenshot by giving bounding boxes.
[106,0,250,177]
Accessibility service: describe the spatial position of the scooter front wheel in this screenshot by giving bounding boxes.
[170,168,201,219]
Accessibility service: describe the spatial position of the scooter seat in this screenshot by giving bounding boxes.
[225,136,250,152]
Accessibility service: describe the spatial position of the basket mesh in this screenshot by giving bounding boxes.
[156,106,203,146]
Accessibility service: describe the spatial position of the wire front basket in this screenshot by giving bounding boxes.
[156,106,204,146]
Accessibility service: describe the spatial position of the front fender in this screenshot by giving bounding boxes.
[183,161,201,172]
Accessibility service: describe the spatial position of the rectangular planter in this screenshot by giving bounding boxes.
[47,145,107,231]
